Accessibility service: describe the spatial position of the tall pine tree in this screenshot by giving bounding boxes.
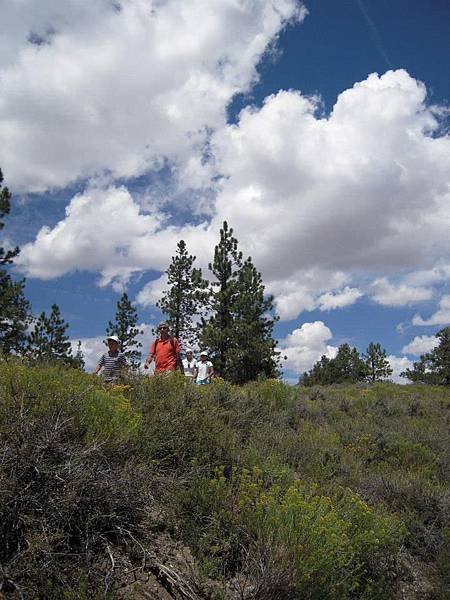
[27,304,73,364]
[199,222,242,378]
[199,222,279,383]
[157,240,208,347]
[0,169,30,354]
[106,292,143,369]
[228,257,280,383]
[363,342,392,382]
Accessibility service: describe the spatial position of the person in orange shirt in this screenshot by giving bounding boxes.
[144,321,184,374]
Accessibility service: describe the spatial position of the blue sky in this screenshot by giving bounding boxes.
[1,0,449,379]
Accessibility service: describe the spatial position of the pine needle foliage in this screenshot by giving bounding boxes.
[199,222,279,383]
[301,343,368,386]
[26,304,73,364]
[157,240,208,347]
[107,292,143,370]
[401,327,450,385]
[363,342,393,382]
[0,169,31,354]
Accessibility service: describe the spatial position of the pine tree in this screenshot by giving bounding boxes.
[107,292,143,369]
[401,327,450,385]
[27,304,73,364]
[73,340,85,370]
[363,342,392,382]
[199,221,243,378]
[0,169,31,354]
[227,257,280,383]
[0,169,19,266]
[301,343,367,386]
[157,240,208,347]
[199,222,279,383]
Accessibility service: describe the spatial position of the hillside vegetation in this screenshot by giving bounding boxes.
[0,362,449,599]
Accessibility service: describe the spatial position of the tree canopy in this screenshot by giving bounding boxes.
[199,222,279,383]
[107,292,143,370]
[0,169,30,354]
[157,240,208,347]
[401,327,450,385]
[26,304,73,364]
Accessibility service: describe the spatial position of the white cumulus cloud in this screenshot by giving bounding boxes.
[13,57,450,322]
[412,295,450,326]
[278,321,338,375]
[317,286,363,311]
[0,0,305,192]
[401,334,439,356]
[368,277,433,306]
[387,355,413,384]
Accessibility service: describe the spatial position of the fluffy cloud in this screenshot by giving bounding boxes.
[405,263,450,287]
[401,334,438,356]
[387,355,412,384]
[15,63,450,322]
[136,274,167,307]
[412,295,450,326]
[368,277,432,306]
[210,70,450,286]
[278,321,337,375]
[0,0,305,192]
[317,286,363,311]
[16,184,215,287]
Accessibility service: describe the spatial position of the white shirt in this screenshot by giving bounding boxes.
[182,357,196,377]
[195,360,213,382]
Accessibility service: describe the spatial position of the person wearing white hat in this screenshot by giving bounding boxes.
[94,335,127,383]
[182,348,196,381]
[193,351,214,385]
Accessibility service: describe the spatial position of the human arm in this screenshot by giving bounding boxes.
[93,354,104,375]
[173,339,184,374]
[206,362,214,381]
[144,341,156,369]
[144,353,154,369]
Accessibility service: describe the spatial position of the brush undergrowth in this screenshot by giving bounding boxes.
[0,361,449,599]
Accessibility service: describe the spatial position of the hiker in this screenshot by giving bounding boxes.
[144,321,184,374]
[182,348,196,381]
[94,335,127,383]
[194,351,214,385]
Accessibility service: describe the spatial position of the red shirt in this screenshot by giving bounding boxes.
[150,337,180,373]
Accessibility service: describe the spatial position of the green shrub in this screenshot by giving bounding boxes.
[176,466,406,598]
[132,373,235,473]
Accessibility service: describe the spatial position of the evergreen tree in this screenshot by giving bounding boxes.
[73,340,85,370]
[301,355,333,386]
[157,240,208,347]
[401,327,450,385]
[199,221,243,378]
[106,292,143,369]
[301,343,367,386]
[363,342,392,382]
[0,169,31,354]
[0,169,19,266]
[199,222,279,383]
[227,257,280,383]
[27,304,73,364]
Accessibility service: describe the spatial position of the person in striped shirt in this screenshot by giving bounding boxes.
[94,335,127,383]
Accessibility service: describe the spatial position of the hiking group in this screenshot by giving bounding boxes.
[95,321,214,384]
